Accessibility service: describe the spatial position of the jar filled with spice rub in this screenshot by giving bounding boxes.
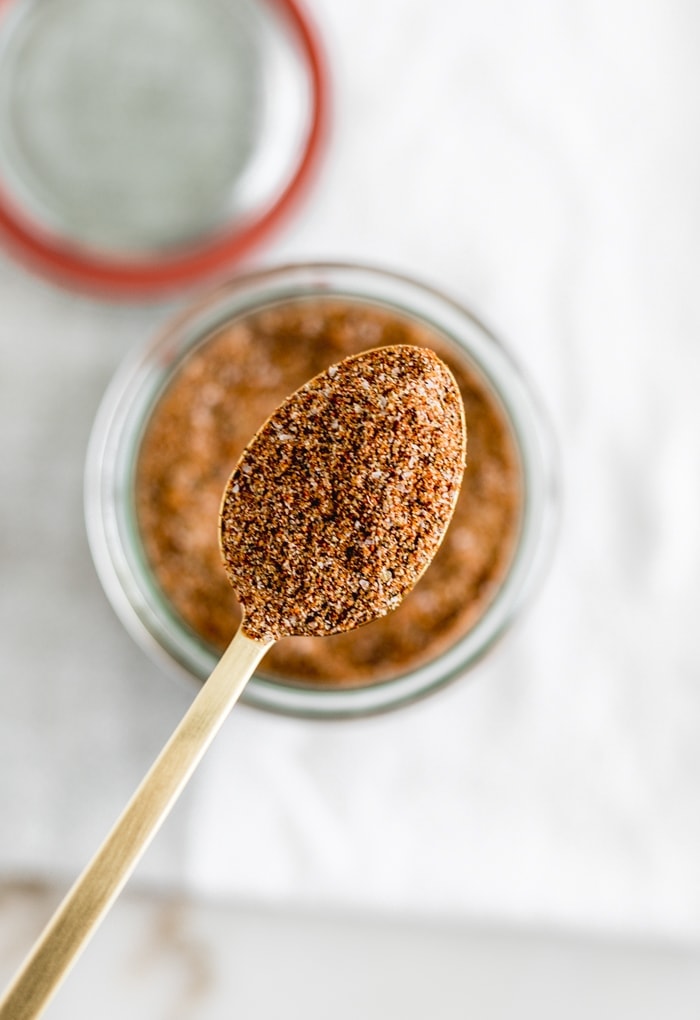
[85,262,558,716]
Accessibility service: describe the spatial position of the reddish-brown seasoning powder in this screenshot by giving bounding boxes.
[219,346,465,643]
[135,298,523,687]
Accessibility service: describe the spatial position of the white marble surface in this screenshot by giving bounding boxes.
[2,0,700,967]
[1,881,700,1020]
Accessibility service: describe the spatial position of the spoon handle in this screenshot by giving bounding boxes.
[0,628,271,1020]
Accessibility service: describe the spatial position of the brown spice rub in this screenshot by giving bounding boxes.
[135,298,522,687]
[219,347,465,642]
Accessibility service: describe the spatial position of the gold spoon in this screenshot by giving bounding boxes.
[0,345,466,1020]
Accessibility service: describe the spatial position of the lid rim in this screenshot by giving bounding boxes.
[0,0,329,296]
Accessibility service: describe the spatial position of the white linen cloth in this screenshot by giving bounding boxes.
[1,0,699,942]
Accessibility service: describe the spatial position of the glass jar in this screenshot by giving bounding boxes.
[0,0,327,296]
[85,262,559,716]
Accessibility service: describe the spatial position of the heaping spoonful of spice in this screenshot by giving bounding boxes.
[0,345,466,1020]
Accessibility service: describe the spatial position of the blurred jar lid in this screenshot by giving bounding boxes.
[0,0,328,296]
